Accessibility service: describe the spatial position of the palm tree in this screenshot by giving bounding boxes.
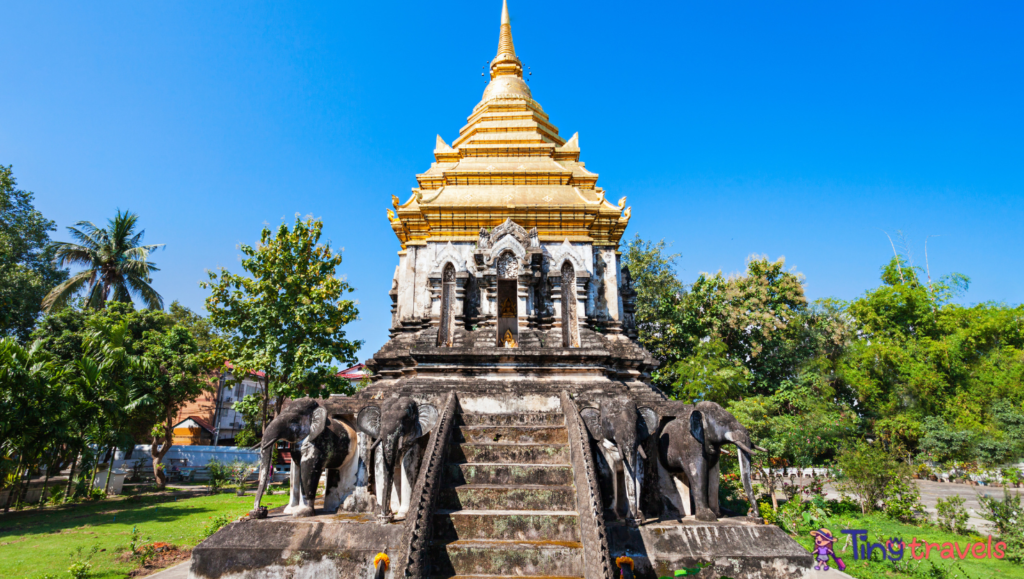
[42,210,164,312]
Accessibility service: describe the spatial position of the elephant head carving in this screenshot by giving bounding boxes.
[581,398,659,523]
[356,396,439,522]
[251,399,358,518]
[660,401,763,522]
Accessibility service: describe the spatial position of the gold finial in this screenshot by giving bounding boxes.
[490,0,522,80]
[497,0,516,60]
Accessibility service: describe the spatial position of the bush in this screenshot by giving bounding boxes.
[201,514,231,539]
[978,490,1024,563]
[935,495,970,535]
[759,501,778,526]
[67,561,92,579]
[206,460,230,494]
[835,440,912,514]
[718,472,751,515]
[770,496,828,535]
[228,460,257,493]
[804,472,831,496]
[882,475,924,523]
[68,545,98,579]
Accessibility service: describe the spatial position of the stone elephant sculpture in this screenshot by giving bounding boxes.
[658,401,762,522]
[356,396,439,522]
[580,398,659,523]
[251,399,359,518]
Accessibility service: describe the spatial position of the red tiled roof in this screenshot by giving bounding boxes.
[173,416,215,434]
[337,363,367,379]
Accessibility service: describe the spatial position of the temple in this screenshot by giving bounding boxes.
[384,0,631,348]
[189,3,813,578]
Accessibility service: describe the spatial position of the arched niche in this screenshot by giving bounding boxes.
[496,251,519,347]
[437,263,456,346]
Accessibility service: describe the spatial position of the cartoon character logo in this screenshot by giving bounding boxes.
[811,528,846,572]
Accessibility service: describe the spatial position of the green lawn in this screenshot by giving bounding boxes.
[0,489,289,579]
[791,512,1023,579]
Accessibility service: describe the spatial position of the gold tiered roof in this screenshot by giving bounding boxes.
[387,0,630,249]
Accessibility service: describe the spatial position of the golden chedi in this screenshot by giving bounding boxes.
[387,0,632,347]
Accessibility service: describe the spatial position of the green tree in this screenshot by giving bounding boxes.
[0,338,66,511]
[81,317,156,494]
[140,325,209,488]
[841,255,1024,464]
[201,216,362,429]
[0,165,68,340]
[43,210,163,312]
[231,394,264,448]
[168,301,226,367]
[31,302,212,490]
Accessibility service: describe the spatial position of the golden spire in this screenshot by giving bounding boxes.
[490,0,522,80]
[497,0,516,62]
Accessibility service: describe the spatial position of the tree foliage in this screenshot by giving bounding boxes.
[0,166,68,341]
[43,210,163,312]
[625,236,1024,480]
[201,216,361,427]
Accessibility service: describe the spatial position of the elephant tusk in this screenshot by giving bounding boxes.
[733,441,756,455]
[637,444,647,460]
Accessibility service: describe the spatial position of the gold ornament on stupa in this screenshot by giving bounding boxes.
[387,0,630,250]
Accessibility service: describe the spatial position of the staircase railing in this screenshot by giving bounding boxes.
[561,391,615,579]
[397,391,457,578]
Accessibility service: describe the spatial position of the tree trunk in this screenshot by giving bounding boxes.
[5,455,24,513]
[87,446,100,495]
[151,413,174,489]
[103,445,115,495]
[63,452,79,504]
[260,377,270,440]
[13,452,38,511]
[40,460,52,507]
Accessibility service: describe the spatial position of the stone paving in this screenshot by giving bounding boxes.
[144,560,189,579]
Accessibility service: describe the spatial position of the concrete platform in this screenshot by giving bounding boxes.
[608,517,816,579]
[188,509,401,579]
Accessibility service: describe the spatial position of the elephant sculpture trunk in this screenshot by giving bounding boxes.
[731,430,762,521]
[250,437,277,518]
[376,430,403,523]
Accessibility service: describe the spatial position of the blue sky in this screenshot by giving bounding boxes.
[2,1,1021,362]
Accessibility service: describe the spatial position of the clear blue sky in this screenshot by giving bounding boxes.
[2,1,1021,362]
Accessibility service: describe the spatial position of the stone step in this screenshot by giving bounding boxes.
[439,484,576,511]
[446,463,573,486]
[458,413,565,427]
[450,443,569,465]
[427,539,584,577]
[438,576,582,579]
[455,425,568,444]
[433,509,581,542]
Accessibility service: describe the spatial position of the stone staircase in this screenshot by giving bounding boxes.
[428,410,584,579]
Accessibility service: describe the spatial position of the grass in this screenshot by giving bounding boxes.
[0,488,289,579]
[790,511,1024,579]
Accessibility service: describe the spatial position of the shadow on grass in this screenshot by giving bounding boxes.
[0,492,234,538]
